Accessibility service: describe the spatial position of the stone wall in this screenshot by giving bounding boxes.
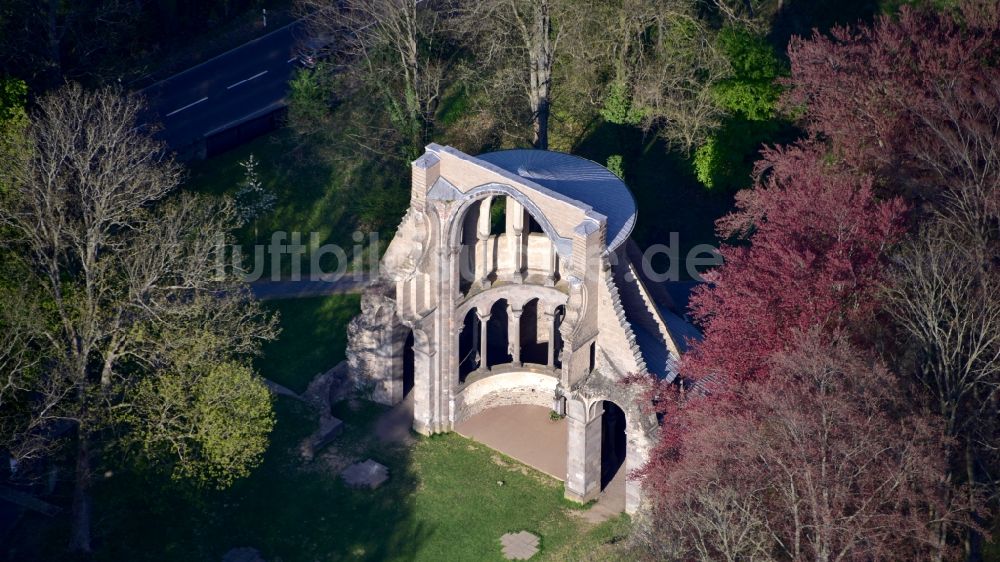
[346,282,405,405]
[453,370,559,423]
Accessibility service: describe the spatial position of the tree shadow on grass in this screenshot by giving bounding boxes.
[256,295,361,394]
[45,398,432,562]
[183,129,409,279]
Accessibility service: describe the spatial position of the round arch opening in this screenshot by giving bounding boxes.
[455,191,562,294]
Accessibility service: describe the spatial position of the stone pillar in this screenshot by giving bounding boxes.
[512,225,524,283]
[477,310,491,371]
[507,200,525,283]
[414,239,458,435]
[475,197,492,287]
[625,435,647,514]
[411,325,435,436]
[552,394,566,416]
[565,400,602,503]
[508,303,522,367]
[410,151,439,211]
[545,245,558,287]
[451,243,464,301]
[544,310,556,368]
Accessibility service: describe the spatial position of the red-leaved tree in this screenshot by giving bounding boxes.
[683,142,907,383]
[634,331,962,562]
[784,1,1000,210]
[785,4,1000,556]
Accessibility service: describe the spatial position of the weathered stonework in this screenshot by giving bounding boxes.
[346,282,406,404]
[346,145,695,515]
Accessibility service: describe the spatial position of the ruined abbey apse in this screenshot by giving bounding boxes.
[347,144,699,513]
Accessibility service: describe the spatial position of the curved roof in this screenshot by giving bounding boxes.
[476,150,638,251]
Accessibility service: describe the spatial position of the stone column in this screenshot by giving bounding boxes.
[476,310,491,371]
[512,225,524,283]
[625,433,648,514]
[475,197,492,287]
[544,310,556,369]
[545,245,558,287]
[411,325,435,436]
[455,316,465,385]
[565,400,602,504]
[506,200,525,283]
[451,244,463,300]
[508,304,522,367]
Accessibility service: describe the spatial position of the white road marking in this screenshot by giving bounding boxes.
[226,70,269,90]
[287,56,297,63]
[165,97,208,117]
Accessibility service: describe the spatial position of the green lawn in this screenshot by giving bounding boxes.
[12,288,631,561]
[184,128,408,277]
[6,106,733,562]
[73,399,629,562]
[257,295,361,393]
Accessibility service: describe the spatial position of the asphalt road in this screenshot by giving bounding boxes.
[139,20,306,150]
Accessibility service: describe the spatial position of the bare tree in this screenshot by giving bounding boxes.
[456,0,591,150]
[298,0,451,150]
[558,0,733,153]
[637,482,774,562]
[630,2,731,153]
[0,84,278,552]
[786,7,1000,555]
[706,0,775,32]
[884,220,1000,556]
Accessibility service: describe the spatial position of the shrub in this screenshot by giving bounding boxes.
[606,154,625,179]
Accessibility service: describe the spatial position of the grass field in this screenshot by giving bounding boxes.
[5,108,736,561]
[184,128,409,277]
[76,398,631,562]
[257,295,361,393]
[11,289,632,561]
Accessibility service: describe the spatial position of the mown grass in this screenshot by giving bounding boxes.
[9,286,633,561]
[57,400,631,562]
[8,98,733,562]
[183,128,409,276]
[257,295,361,393]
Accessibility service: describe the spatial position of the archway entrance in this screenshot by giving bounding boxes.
[458,309,479,383]
[520,298,545,365]
[600,401,627,490]
[486,299,511,368]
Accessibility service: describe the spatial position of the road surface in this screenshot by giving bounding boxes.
[139,20,306,150]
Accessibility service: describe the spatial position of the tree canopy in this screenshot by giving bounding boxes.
[0,84,278,552]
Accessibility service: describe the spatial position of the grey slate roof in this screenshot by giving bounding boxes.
[476,150,638,251]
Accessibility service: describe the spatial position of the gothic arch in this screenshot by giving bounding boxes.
[447,183,572,260]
